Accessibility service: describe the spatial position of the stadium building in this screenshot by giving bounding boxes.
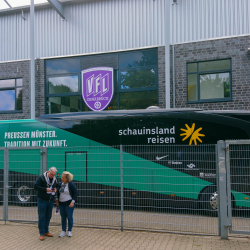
[0,0,249,119]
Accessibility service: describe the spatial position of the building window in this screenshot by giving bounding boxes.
[0,79,23,112]
[187,59,231,102]
[45,48,158,114]
[46,58,83,114]
[109,49,158,110]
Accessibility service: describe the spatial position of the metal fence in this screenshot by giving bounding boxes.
[0,142,249,238]
[226,141,250,236]
[2,147,46,223]
[0,149,3,220]
[121,145,218,235]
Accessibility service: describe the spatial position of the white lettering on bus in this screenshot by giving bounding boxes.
[120,126,176,144]
[147,137,175,144]
[5,132,30,139]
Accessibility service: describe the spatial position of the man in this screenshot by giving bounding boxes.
[34,167,58,241]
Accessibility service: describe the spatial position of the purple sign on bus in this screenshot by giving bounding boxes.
[81,67,114,111]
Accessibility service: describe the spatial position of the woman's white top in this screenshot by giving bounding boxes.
[59,183,72,202]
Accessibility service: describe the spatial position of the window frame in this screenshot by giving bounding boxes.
[0,78,23,113]
[45,48,159,114]
[116,49,158,109]
[46,73,81,97]
[187,58,232,103]
[45,57,83,113]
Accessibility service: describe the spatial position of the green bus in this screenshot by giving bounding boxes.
[1,108,250,214]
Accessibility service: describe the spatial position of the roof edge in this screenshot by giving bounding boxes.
[0,0,93,16]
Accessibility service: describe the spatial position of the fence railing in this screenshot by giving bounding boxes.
[226,141,250,236]
[0,141,249,238]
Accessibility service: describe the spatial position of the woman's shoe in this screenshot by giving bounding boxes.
[68,231,72,237]
[59,231,66,238]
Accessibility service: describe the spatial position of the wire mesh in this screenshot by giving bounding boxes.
[2,144,219,235]
[0,150,3,220]
[47,146,122,228]
[47,145,218,235]
[229,144,250,232]
[7,149,41,222]
[122,145,218,235]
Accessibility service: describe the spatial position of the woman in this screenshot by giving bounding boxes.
[56,171,78,238]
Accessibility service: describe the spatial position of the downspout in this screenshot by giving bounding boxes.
[172,44,175,108]
[30,0,35,119]
[165,0,171,109]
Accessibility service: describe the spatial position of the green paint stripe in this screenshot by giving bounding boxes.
[232,190,250,208]
[0,119,37,123]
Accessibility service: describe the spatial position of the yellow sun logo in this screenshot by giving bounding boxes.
[180,123,205,145]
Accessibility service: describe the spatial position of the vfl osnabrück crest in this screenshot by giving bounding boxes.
[81,67,114,111]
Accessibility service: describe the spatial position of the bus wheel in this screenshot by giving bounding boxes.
[200,186,218,217]
[15,185,34,206]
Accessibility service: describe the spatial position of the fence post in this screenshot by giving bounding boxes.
[217,140,228,239]
[41,147,47,174]
[120,145,124,232]
[3,148,8,223]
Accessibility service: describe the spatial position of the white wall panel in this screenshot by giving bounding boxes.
[0,14,16,62]
[0,0,250,62]
[170,0,250,44]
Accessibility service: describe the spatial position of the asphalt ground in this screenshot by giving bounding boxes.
[0,221,250,250]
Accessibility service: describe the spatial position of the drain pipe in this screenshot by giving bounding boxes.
[30,0,35,119]
[172,44,175,108]
[165,0,171,109]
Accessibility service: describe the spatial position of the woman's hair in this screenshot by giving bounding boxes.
[62,171,73,183]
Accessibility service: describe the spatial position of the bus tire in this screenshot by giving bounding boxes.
[200,185,218,217]
[15,185,35,207]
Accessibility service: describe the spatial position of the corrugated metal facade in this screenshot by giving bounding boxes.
[171,0,250,43]
[0,0,249,62]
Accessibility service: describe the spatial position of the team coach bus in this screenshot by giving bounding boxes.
[1,108,250,215]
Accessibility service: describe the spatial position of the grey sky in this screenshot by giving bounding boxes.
[0,0,47,10]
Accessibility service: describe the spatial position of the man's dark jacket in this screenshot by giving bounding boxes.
[34,172,58,201]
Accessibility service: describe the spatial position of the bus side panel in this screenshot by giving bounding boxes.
[231,190,250,208]
[122,152,212,200]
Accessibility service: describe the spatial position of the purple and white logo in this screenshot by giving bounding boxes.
[81,67,114,111]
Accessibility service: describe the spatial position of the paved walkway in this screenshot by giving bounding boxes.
[0,221,250,250]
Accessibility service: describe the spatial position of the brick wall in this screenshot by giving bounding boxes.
[173,35,250,110]
[0,59,45,120]
[158,47,166,108]
[35,59,45,117]
[1,35,248,121]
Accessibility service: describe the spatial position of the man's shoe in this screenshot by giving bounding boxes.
[68,231,72,237]
[39,235,44,241]
[59,231,66,238]
[44,232,53,237]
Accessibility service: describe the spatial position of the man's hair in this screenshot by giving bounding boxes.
[62,171,73,183]
[49,167,57,172]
